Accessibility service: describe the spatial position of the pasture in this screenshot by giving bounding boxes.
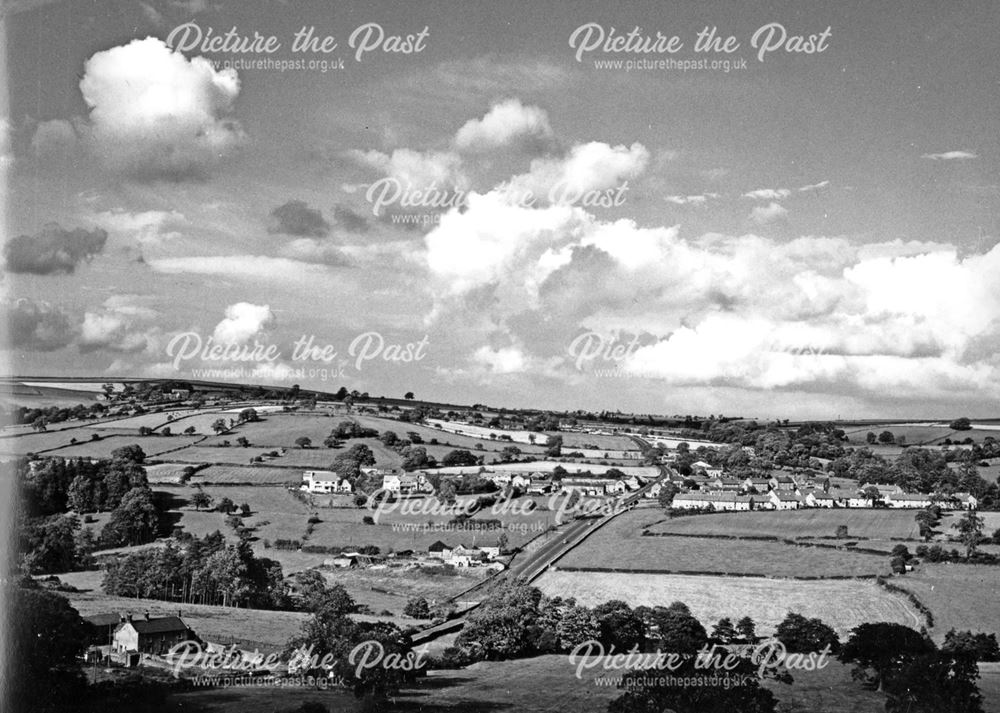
[891,563,1000,642]
[535,571,923,637]
[645,508,930,540]
[558,510,892,577]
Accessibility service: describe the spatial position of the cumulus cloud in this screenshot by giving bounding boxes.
[351,148,467,191]
[4,298,75,351]
[31,118,79,156]
[90,208,186,243]
[454,99,554,152]
[268,200,330,237]
[333,204,369,233]
[77,295,159,354]
[79,37,244,180]
[212,302,274,344]
[750,201,788,225]
[4,223,108,274]
[743,188,791,201]
[280,238,353,266]
[921,150,978,161]
[421,182,1000,401]
[502,141,649,205]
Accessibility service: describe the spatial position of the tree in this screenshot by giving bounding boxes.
[950,417,973,431]
[295,436,312,449]
[110,443,146,464]
[916,507,942,541]
[404,392,415,400]
[437,479,457,504]
[183,426,196,436]
[441,449,478,468]
[191,490,213,511]
[883,650,983,713]
[658,481,679,508]
[497,531,509,553]
[403,596,431,619]
[8,586,88,711]
[955,509,986,557]
[239,408,259,423]
[236,436,250,448]
[942,629,1000,662]
[102,487,160,547]
[878,430,896,444]
[866,431,877,444]
[712,617,737,643]
[544,434,563,457]
[775,612,840,654]
[835,524,850,539]
[211,419,228,434]
[862,485,883,507]
[736,616,757,642]
[839,622,934,690]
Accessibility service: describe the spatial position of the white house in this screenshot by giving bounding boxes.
[886,492,933,509]
[672,491,754,511]
[561,479,609,496]
[769,491,801,510]
[941,492,979,510]
[449,545,485,567]
[301,470,352,494]
[804,491,836,508]
[382,473,420,495]
[645,482,663,499]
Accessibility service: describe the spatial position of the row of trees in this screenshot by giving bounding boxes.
[102,533,287,608]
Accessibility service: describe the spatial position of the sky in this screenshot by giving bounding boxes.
[2,0,1000,419]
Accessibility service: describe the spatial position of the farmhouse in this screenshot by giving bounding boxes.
[743,477,772,493]
[859,483,903,497]
[769,476,797,492]
[691,461,722,478]
[83,613,123,646]
[941,492,979,510]
[644,482,663,499]
[427,540,453,559]
[449,545,486,567]
[113,614,192,656]
[526,477,553,495]
[300,470,352,494]
[560,479,608,496]
[382,473,420,495]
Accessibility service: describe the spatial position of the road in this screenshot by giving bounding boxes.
[410,464,666,645]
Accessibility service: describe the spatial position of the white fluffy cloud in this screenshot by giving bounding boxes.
[921,150,978,161]
[750,201,788,224]
[421,183,1000,400]
[212,302,274,344]
[78,295,159,353]
[79,37,244,180]
[502,141,649,205]
[665,193,719,206]
[351,147,467,190]
[90,208,187,243]
[454,99,553,152]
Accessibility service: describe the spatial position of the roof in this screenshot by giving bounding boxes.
[890,493,933,501]
[428,540,452,552]
[123,616,189,635]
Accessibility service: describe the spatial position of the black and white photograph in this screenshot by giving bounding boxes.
[1,1,999,711]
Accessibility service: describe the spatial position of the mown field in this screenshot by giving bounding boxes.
[558,510,892,577]
[322,564,488,613]
[645,508,933,540]
[889,563,1000,643]
[192,464,301,485]
[536,571,923,637]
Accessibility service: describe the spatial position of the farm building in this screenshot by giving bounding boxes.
[560,479,608,496]
[382,473,421,495]
[939,492,979,510]
[743,477,772,493]
[83,613,123,646]
[804,491,837,508]
[449,545,486,567]
[300,470,352,494]
[672,491,755,511]
[113,614,192,656]
[427,540,453,559]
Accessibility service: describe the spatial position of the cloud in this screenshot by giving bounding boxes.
[798,180,830,193]
[742,188,792,201]
[333,205,369,233]
[750,201,789,225]
[454,99,554,153]
[280,238,353,266]
[3,223,108,274]
[148,254,330,280]
[79,37,244,181]
[4,298,75,351]
[212,302,274,344]
[472,345,528,374]
[268,200,330,237]
[502,141,649,205]
[921,150,978,161]
[351,147,467,191]
[90,208,186,244]
[665,193,720,206]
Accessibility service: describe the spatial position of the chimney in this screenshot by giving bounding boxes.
[126,613,133,622]
[119,613,126,623]
[144,610,150,621]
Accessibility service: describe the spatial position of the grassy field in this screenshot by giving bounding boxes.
[890,563,1000,643]
[559,510,892,577]
[536,571,923,637]
[322,564,487,613]
[645,509,935,541]
[194,465,302,485]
